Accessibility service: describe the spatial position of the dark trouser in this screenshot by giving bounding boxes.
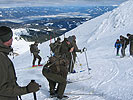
[42,69,67,98]
[116,48,120,55]
[121,47,126,57]
[130,42,133,56]
[33,54,42,65]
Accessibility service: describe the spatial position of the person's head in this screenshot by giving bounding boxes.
[57,37,61,42]
[127,33,131,37]
[120,35,123,39]
[116,39,119,42]
[72,35,76,40]
[34,41,39,45]
[0,26,13,47]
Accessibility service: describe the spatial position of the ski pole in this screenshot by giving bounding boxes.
[77,55,82,66]
[83,47,91,74]
[70,52,75,73]
[31,80,37,100]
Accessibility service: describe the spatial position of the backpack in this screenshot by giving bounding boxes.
[30,44,34,53]
[49,42,61,54]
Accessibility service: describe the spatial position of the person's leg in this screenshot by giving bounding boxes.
[42,70,67,98]
[121,47,125,57]
[117,48,120,56]
[38,55,42,65]
[48,79,56,95]
[35,54,42,65]
[32,54,36,66]
[56,82,67,99]
[130,43,133,56]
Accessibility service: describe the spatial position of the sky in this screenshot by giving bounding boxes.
[0,0,128,7]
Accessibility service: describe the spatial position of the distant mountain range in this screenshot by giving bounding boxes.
[0,6,117,42]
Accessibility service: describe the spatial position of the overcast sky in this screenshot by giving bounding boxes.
[0,0,128,7]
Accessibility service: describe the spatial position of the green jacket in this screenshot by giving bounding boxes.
[59,40,72,60]
[30,44,40,55]
[71,40,81,57]
[0,40,27,100]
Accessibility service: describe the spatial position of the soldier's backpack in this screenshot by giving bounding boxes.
[49,42,61,54]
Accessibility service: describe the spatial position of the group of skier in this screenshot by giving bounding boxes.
[114,33,133,57]
[27,32,83,99]
[42,35,82,99]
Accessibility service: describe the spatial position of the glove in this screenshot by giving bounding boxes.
[82,47,87,52]
[26,81,40,93]
[79,50,82,53]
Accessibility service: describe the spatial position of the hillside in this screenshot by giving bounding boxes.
[11,0,133,100]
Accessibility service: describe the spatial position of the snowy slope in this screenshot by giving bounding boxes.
[10,0,133,100]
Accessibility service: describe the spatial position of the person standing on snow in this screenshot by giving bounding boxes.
[30,41,42,67]
[0,26,40,100]
[120,35,129,57]
[114,39,121,56]
[59,38,74,72]
[67,35,82,73]
[127,33,133,56]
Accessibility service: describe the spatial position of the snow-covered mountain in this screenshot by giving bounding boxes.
[11,0,133,100]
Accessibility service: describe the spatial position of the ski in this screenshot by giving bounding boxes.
[16,64,44,71]
[51,96,79,100]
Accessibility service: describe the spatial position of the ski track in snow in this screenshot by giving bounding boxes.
[95,59,119,89]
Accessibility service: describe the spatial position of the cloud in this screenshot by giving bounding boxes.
[0,0,127,7]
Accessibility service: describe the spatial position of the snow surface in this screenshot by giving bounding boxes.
[10,0,133,100]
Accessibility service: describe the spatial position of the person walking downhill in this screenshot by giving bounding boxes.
[67,35,82,73]
[30,41,42,67]
[0,26,40,100]
[114,39,121,56]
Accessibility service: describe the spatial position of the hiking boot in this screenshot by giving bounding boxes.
[116,54,120,56]
[57,95,69,99]
[38,64,43,66]
[50,93,57,98]
[32,65,37,67]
